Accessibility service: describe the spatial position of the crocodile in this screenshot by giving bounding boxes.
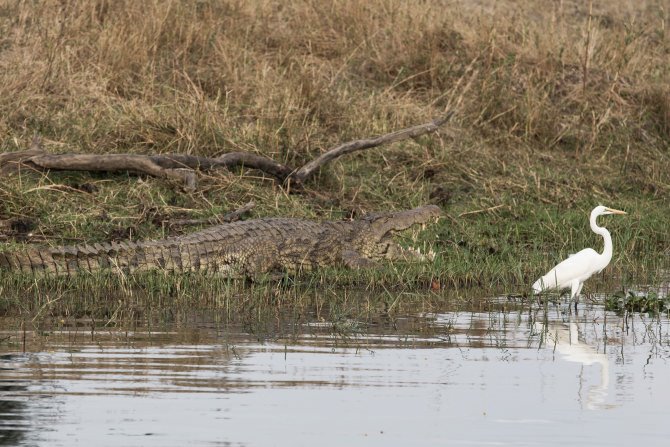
[0,205,441,277]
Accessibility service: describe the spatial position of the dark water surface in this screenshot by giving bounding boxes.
[1,293,670,446]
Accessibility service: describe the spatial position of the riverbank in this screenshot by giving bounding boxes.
[0,0,667,309]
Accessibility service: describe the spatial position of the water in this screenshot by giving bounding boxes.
[2,297,670,446]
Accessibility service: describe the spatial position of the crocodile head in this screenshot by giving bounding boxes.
[355,205,442,262]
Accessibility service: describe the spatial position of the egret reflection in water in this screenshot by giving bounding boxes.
[537,320,612,410]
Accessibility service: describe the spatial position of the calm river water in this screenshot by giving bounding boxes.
[1,293,670,446]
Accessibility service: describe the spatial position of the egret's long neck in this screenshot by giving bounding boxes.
[590,211,612,263]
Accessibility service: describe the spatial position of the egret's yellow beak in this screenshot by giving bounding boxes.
[606,207,627,215]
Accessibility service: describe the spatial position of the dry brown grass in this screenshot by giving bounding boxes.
[0,1,666,172]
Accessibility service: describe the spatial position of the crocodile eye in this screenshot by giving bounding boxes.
[379,242,391,255]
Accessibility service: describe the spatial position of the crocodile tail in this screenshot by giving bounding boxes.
[0,240,217,276]
[64,240,222,274]
[0,250,46,274]
[41,241,165,275]
[0,246,101,275]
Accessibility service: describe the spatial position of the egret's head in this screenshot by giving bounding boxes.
[593,205,627,217]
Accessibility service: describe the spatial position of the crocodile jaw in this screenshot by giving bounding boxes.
[366,205,442,238]
[360,205,442,261]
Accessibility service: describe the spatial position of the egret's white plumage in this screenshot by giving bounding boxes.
[533,205,626,301]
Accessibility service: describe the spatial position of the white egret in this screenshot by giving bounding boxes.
[532,205,626,307]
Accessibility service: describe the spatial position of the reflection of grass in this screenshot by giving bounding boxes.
[605,291,670,316]
[0,267,543,344]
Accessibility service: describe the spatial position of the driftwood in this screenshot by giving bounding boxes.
[1,149,291,193]
[1,113,454,191]
[293,112,454,182]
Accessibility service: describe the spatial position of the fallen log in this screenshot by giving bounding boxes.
[1,113,454,191]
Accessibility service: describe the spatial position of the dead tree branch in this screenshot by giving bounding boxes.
[1,149,291,192]
[292,112,454,183]
[149,153,293,182]
[28,153,199,191]
[0,113,453,191]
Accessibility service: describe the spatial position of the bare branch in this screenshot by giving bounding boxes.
[215,152,294,182]
[0,147,45,173]
[1,114,452,191]
[292,112,454,183]
[149,153,293,182]
[0,150,292,191]
[21,153,198,192]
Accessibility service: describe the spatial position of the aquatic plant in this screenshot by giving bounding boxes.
[605,290,670,316]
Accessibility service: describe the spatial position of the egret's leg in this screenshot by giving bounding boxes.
[569,280,582,314]
[574,282,584,305]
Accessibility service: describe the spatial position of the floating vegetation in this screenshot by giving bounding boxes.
[604,290,670,316]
